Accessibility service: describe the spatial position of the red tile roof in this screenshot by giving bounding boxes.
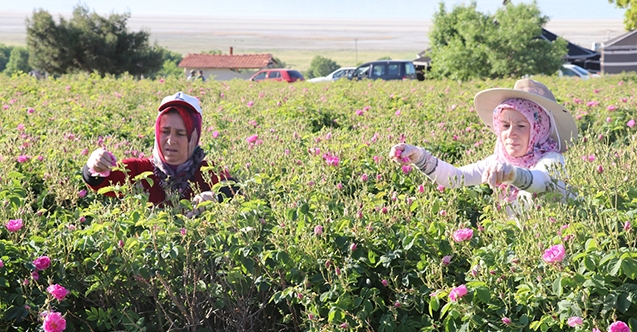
[178,53,276,69]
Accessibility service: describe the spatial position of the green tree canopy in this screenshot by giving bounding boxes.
[0,44,12,72]
[4,47,31,75]
[306,56,340,79]
[27,5,164,76]
[609,0,636,30]
[428,1,567,80]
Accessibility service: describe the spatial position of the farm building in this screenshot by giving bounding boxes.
[600,29,637,75]
[178,49,278,81]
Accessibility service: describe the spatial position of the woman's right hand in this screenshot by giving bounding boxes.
[389,143,428,165]
[87,148,117,176]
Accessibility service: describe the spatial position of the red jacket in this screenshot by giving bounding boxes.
[82,158,234,205]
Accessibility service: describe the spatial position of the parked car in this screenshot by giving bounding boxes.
[249,69,305,82]
[558,64,599,79]
[348,60,417,81]
[308,67,356,83]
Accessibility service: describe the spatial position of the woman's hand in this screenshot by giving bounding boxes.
[389,143,429,165]
[87,148,117,176]
[192,191,217,205]
[482,162,517,188]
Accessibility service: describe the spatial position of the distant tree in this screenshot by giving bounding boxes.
[27,5,164,76]
[271,56,287,68]
[0,44,12,72]
[377,56,392,60]
[428,1,567,80]
[4,47,32,75]
[201,50,223,54]
[306,56,340,79]
[154,48,183,78]
[609,0,637,30]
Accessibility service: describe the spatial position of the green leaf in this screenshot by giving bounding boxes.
[475,286,490,303]
[617,292,631,313]
[610,258,623,276]
[621,258,637,279]
[402,235,416,250]
[552,277,563,296]
[429,295,440,315]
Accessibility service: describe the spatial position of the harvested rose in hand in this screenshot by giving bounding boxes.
[394,149,403,158]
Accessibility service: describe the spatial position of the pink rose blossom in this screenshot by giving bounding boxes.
[608,321,630,332]
[247,101,254,107]
[452,228,473,242]
[502,317,512,326]
[32,271,39,280]
[0,259,3,268]
[212,131,219,138]
[33,256,51,270]
[401,165,412,174]
[567,316,582,327]
[350,243,357,251]
[78,189,87,198]
[442,255,452,265]
[180,228,187,236]
[6,219,23,232]
[89,152,117,177]
[418,185,425,193]
[607,105,617,111]
[246,135,259,144]
[42,311,66,332]
[17,155,30,163]
[542,244,565,264]
[597,165,604,173]
[625,221,632,231]
[336,183,343,190]
[628,119,635,128]
[361,174,369,182]
[27,108,35,114]
[314,225,323,235]
[381,279,388,286]
[46,284,69,301]
[437,185,445,192]
[448,284,467,301]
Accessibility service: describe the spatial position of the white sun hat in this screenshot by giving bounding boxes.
[158,91,202,115]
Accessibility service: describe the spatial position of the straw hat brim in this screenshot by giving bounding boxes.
[474,88,578,153]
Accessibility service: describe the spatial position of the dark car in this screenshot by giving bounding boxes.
[348,60,417,81]
[249,69,305,82]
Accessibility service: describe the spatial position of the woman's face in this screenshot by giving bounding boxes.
[498,108,531,157]
[159,112,189,165]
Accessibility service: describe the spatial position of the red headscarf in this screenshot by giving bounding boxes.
[154,105,202,163]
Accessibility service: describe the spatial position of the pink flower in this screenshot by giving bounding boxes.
[180,228,187,235]
[46,284,69,301]
[246,135,259,144]
[89,152,117,177]
[437,185,445,192]
[0,259,3,268]
[314,225,323,235]
[350,243,357,251]
[247,101,254,107]
[452,228,473,242]
[361,174,369,182]
[502,317,512,326]
[324,154,340,166]
[212,131,219,138]
[418,185,425,193]
[27,108,35,114]
[394,301,401,307]
[32,271,39,280]
[542,244,565,264]
[593,328,600,332]
[339,323,348,329]
[442,255,452,265]
[401,165,412,174]
[17,155,30,163]
[608,321,630,332]
[355,110,364,116]
[336,183,343,190]
[628,119,635,128]
[597,165,604,173]
[33,256,51,270]
[607,105,617,111]
[381,279,388,286]
[567,316,582,327]
[6,219,23,232]
[42,311,66,332]
[118,240,125,248]
[78,189,87,198]
[448,284,467,301]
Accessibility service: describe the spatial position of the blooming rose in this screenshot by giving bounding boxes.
[42,311,66,332]
[6,219,23,232]
[608,321,630,332]
[448,284,468,302]
[452,228,473,242]
[567,316,582,327]
[442,255,452,266]
[46,284,69,301]
[314,225,323,235]
[502,317,512,326]
[246,135,258,144]
[542,244,566,264]
[33,256,51,271]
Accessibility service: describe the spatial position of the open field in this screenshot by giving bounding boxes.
[0,11,625,70]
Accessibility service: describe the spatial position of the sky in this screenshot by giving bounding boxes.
[4,0,626,20]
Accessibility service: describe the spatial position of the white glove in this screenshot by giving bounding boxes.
[193,191,218,205]
[482,162,517,188]
[389,143,430,165]
[86,148,117,177]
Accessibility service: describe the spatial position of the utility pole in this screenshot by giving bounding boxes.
[354,38,358,64]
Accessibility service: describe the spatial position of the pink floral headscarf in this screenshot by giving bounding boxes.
[492,98,558,168]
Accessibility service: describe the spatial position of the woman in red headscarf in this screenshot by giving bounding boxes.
[82,92,237,206]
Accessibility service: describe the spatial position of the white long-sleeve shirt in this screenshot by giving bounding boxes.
[416,152,568,211]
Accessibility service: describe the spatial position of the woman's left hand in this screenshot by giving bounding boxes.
[482,162,517,188]
[193,191,217,205]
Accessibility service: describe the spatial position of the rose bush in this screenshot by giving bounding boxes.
[0,73,636,331]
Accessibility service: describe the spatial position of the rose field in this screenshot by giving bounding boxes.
[1,74,637,332]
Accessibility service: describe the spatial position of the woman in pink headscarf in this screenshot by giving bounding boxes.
[390,79,578,212]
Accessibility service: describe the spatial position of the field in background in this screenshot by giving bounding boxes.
[0,11,626,71]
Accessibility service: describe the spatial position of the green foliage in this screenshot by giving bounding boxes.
[609,0,637,30]
[26,5,163,76]
[201,49,223,54]
[1,74,637,331]
[4,47,31,75]
[0,44,12,72]
[377,56,392,60]
[428,1,568,80]
[154,48,183,78]
[306,55,340,79]
[272,56,287,68]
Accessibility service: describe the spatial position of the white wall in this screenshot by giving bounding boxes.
[183,68,256,81]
